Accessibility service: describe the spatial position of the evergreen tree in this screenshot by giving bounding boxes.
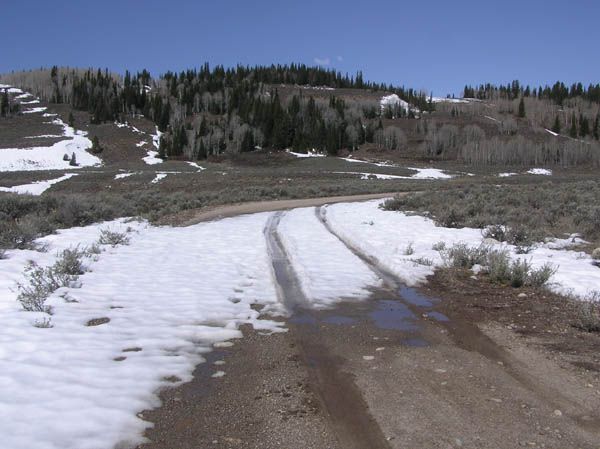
[91,136,103,154]
[518,97,526,118]
[551,115,561,134]
[569,114,578,138]
[68,112,75,128]
[69,152,78,166]
[594,114,599,140]
[580,115,590,137]
[0,89,8,117]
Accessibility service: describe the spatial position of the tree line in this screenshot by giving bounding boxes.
[464,80,600,105]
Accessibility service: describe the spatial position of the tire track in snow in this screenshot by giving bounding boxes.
[315,205,401,290]
[264,211,310,312]
[263,210,391,449]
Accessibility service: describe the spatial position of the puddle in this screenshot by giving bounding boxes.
[428,311,449,322]
[322,315,357,325]
[401,338,430,347]
[289,312,318,326]
[370,300,418,331]
[399,286,436,307]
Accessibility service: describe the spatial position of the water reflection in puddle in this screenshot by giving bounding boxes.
[399,286,436,307]
[428,311,449,322]
[322,315,357,325]
[370,300,418,331]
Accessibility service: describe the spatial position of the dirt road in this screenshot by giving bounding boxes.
[136,201,600,449]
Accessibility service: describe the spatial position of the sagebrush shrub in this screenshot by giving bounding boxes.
[98,229,130,246]
[17,248,86,313]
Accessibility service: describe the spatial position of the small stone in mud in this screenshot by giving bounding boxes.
[553,409,562,417]
[434,368,447,373]
[214,360,225,366]
[214,341,234,348]
[376,347,385,351]
[162,375,182,383]
[363,355,375,361]
[518,293,527,298]
[212,371,226,378]
[86,317,110,326]
[490,398,503,403]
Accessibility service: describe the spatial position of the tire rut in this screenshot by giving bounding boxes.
[264,210,391,449]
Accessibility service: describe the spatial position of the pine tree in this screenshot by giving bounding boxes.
[69,152,78,166]
[594,114,599,140]
[580,115,590,137]
[518,97,526,118]
[569,114,578,138]
[551,115,561,134]
[91,136,102,154]
[68,112,75,128]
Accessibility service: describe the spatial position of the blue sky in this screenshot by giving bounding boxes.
[2,0,598,96]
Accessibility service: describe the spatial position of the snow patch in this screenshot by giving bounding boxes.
[22,107,48,114]
[286,149,325,158]
[527,168,552,176]
[0,118,101,172]
[186,162,206,171]
[151,173,168,184]
[0,174,77,195]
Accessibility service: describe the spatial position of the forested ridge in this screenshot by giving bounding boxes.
[1,64,433,159]
[2,65,599,167]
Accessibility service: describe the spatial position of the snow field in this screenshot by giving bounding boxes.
[277,208,380,306]
[0,214,282,449]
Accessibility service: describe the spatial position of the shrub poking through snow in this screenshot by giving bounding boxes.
[98,229,130,246]
[63,153,70,161]
[574,296,600,332]
[432,241,446,251]
[17,247,86,313]
[527,263,558,287]
[403,242,415,255]
[442,243,491,269]
[33,317,53,328]
[442,243,556,288]
[483,225,506,242]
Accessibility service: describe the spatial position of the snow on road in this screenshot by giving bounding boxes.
[0,117,100,171]
[278,208,380,306]
[325,200,600,298]
[0,215,282,449]
[0,173,77,195]
[325,200,482,286]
